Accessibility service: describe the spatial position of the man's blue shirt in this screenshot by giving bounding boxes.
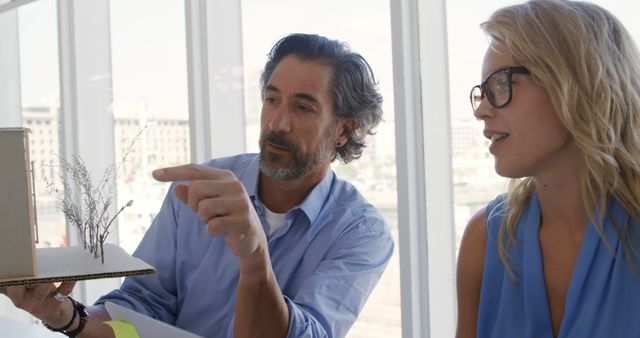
[96,154,394,338]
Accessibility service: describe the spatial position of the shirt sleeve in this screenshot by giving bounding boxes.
[95,185,181,325]
[228,216,393,338]
[289,225,393,338]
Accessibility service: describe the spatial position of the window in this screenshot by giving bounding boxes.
[17,0,65,249]
[446,0,513,255]
[0,0,63,323]
[241,1,400,336]
[446,0,640,253]
[4,0,637,335]
[110,0,190,254]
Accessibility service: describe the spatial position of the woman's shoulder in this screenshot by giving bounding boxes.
[486,193,507,215]
[456,207,489,338]
[484,194,508,233]
[459,194,508,248]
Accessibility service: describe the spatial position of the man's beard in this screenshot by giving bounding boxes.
[259,132,332,181]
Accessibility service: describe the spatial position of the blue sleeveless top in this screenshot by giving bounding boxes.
[478,191,640,338]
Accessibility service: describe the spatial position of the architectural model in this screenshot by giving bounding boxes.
[0,127,37,279]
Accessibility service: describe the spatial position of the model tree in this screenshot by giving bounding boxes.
[46,129,144,263]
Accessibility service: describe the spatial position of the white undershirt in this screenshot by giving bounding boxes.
[263,204,286,238]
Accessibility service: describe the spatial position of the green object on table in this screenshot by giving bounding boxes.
[105,319,141,338]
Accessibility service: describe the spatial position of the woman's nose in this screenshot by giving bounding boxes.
[473,100,495,121]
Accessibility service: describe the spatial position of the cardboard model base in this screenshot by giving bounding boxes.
[0,244,154,287]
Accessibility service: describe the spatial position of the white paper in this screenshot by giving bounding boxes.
[105,302,203,338]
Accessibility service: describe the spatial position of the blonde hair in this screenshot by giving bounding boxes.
[481,0,640,278]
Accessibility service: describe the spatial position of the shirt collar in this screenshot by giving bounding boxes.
[240,155,335,226]
[293,168,335,226]
[241,155,261,199]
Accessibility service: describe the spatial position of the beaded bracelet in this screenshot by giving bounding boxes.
[43,296,88,338]
[63,299,88,338]
[43,296,77,332]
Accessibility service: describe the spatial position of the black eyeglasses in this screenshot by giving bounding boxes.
[470,66,530,111]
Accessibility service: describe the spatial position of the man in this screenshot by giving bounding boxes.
[1,33,393,337]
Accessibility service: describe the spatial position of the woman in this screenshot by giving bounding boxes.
[457,1,640,337]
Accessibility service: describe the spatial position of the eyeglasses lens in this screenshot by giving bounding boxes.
[487,72,510,108]
[471,86,483,111]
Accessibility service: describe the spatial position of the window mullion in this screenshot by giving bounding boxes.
[0,10,21,126]
[390,0,456,337]
[391,0,431,335]
[57,0,119,304]
[186,0,245,163]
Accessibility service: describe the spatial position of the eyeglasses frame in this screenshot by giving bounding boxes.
[470,66,530,111]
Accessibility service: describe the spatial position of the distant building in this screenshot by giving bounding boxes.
[114,117,190,182]
[23,106,59,191]
[22,105,191,249]
[23,105,191,184]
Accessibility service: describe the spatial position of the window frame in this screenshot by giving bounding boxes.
[391,0,456,336]
[0,4,21,127]
[186,0,246,162]
[57,0,120,302]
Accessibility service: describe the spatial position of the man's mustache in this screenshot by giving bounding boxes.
[260,133,297,150]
